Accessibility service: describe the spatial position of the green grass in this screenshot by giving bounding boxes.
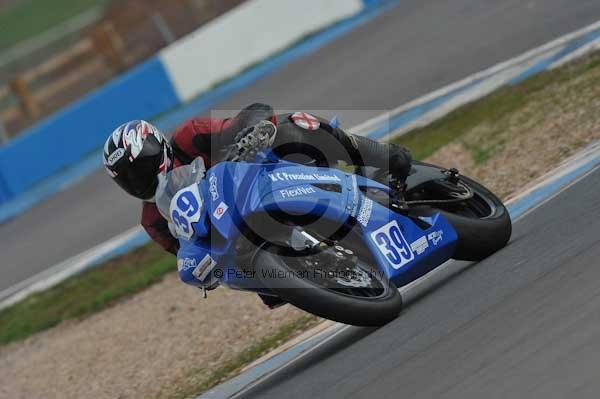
[0,243,174,345]
[171,314,319,399]
[393,53,600,161]
[0,0,108,51]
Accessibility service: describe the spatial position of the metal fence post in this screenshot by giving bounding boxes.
[91,23,127,72]
[9,76,41,120]
[151,12,176,45]
[0,118,8,145]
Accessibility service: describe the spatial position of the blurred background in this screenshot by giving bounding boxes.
[0,0,243,141]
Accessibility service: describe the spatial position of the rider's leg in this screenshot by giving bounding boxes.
[346,134,412,185]
[272,116,412,186]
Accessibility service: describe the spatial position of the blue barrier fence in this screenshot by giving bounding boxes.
[0,0,371,206]
[0,58,178,200]
[362,0,388,7]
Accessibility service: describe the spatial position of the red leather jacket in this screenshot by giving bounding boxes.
[142,104,275,254]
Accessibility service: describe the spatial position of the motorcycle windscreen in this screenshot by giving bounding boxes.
[155,158,206,223]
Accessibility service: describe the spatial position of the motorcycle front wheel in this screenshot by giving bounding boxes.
[252,243,402,327]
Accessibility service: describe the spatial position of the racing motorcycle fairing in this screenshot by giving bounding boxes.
[171,159,458,291]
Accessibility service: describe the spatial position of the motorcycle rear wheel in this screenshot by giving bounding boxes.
[411,174,512,261]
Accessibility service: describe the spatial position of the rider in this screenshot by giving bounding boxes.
[103,103,412,307]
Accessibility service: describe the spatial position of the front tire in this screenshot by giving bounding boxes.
[252,247,402,326]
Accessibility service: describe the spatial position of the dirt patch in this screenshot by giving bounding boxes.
[0,274,309,399]
[425,142,475,171]
[424,57,600,200]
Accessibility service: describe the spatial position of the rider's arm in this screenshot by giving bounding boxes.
[169,118,228,167]
[176,237,218,289]
[170,103,276,166]
[141,202,179,255]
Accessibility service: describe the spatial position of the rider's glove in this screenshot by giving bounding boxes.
[225,120,278,162]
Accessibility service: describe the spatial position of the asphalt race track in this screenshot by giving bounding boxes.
[238,167,600,399]
[3,0,600,291]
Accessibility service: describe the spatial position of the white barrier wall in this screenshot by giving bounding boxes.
[159,0,364,102]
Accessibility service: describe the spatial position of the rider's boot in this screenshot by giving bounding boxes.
[389,174,408,210]
[258,293,287,309]
[224,120,278,162]
[387,147,411,209]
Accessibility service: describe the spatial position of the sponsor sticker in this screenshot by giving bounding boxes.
[209,174,219,201]
[428,230,444,246]
[410,236,429,255]
[177,257,197,272]
[192,254,217,281]
[268,172,341,182]
[213,202,229,220]
[290,112,320,130]
[356,198,373,227]
[350,175,359,217]
[279,186,316,198]
[106,148,125,166]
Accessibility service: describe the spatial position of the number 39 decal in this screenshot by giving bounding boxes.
[169,184,203,240]
[370,221,415,269]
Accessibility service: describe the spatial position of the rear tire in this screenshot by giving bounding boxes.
[253,248,402,327]
[443,211,511,261]
[413,175,511,261]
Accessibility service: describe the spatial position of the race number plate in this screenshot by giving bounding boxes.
[370,221,415,269]
[170,184,203,240]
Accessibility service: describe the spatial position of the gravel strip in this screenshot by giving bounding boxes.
[0,274,307,399]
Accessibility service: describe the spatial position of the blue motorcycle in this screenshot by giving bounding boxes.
[157,122,511,326]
